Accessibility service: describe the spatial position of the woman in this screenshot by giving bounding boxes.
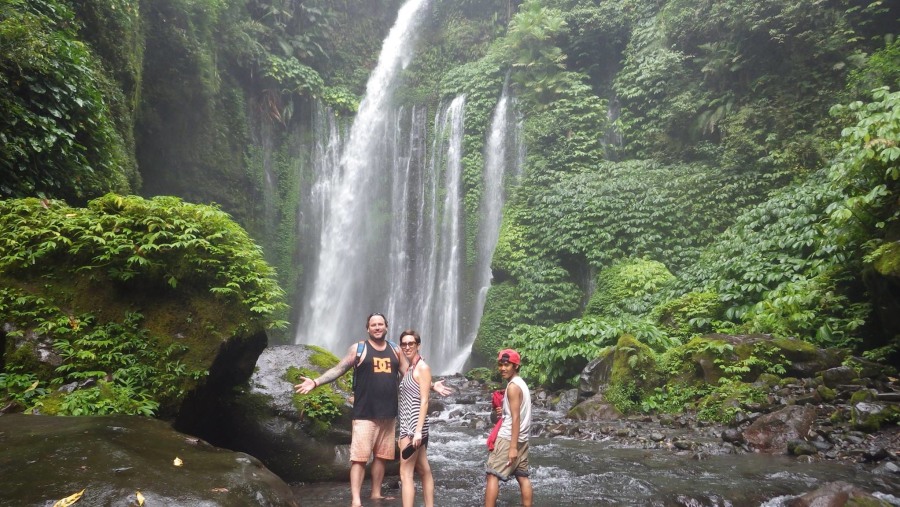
[397,329,436,507]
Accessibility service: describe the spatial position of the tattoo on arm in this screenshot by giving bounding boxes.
[315,354,355,386]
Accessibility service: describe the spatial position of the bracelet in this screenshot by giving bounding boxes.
[312,379,318,388]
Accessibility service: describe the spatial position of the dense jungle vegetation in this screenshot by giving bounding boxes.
[1,0,899,420]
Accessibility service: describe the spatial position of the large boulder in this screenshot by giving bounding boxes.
[0,195,284,418]
[567,393,624,421]
[175,345,358,482]
[0,413,299,506]
[742,405,816,453]
[578,349,614,398]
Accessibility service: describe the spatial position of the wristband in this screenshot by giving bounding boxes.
[312,379,318,388]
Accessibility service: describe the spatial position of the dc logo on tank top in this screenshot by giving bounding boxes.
[373,357,392,373]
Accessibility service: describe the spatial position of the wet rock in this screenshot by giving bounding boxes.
[743,405,816,453]
[851,401,897,432]
[0,414,299,506]
[873,461,900,476]
[721,428,744,444]
[578,353,613,398]
[822,366,859,388]
[673,439,694,450]
[567,394,624,422]
[168,345,355,483]
[862,447,895,462]
[787,439,819,456]
[553,389,579,414]
[877,391,900,402]
[786,480,892,506]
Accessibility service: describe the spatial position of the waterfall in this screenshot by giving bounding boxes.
[413,96,466,371]
[295,0,522,373]
[296,0,433,356]
[444,81,521,373]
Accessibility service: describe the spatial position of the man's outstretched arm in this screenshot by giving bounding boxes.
[294,344,356,394]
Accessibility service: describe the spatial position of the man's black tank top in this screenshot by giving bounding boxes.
[352,342,399,420]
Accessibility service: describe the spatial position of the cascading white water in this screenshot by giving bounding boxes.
[416,96,466,369]
[295,0,522,373]
[443,81,521,373]
[296,0,430,353]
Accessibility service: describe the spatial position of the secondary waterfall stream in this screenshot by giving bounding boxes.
[295,0,519,373]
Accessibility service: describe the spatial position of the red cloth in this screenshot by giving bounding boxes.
[491,389,505,410]
[487,389,505,451]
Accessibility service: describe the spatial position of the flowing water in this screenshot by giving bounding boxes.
[292,425,900,506]
[292,402,900,506]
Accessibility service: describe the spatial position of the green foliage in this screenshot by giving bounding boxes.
[245,0,333,63]
[670,87,900,351]
[651,290,722,340]
[0,370,48,408]
[640,384,711,414]
[285,365,348,434]
[483,204,583,332]
[0,195,287,324]
[716,342,788,379]
[827,87,900,241]
[499,0,569,104]
[585,258,674,317]
[506,315,675,387]
[695,379,766,423]
[51,380,159,417]
[464,366,500,386]
[846,38,900,99]
[263,54,325,95]
[261,54,325,123]
[525,159,741,272]
[0,0,132,202]
[321,85,358,114]
[0,290,205,416]
[474,282,524,362]
[519,74,608,181]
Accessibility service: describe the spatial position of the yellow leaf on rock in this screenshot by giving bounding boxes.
[52,489,85,507]
[136,491,145,506]
[173,457,183,467]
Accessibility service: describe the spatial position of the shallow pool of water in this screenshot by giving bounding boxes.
[292,418,900,506]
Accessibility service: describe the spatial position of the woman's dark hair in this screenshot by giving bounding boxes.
[366,312,389,328]
[398,329,420,344]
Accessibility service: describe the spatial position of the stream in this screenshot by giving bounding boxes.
[292,401,900,506]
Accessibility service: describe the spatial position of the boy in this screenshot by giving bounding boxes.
[485,348,533,507]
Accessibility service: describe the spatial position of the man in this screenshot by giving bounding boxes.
[484,348,532,507]
[294,313,448,507]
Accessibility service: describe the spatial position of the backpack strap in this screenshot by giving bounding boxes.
[351,341,365,391]
[355,341,366,366]
[386,340,401,361]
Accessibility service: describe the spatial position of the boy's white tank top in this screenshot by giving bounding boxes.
[498,376,531,442]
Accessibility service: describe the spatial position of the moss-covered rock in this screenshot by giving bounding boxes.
[850,401,900,433]
[604,334,659,412]
[0,195,285,417]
